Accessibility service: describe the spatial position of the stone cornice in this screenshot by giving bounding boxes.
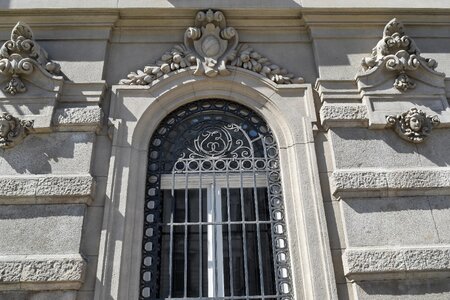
[331,168,450,198]
[344,246,450,281]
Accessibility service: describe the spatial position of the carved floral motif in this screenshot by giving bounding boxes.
[120,9,303,86]
[361,18,438,92]
[0,112,33,149]
[386,107,439,143]
[0,22,60,95]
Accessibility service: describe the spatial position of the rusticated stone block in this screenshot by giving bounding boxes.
[0,178,36,197]
[320,104,368,121]
[36,176,94,197]
[53,107,102,126]
[331,171,387,190]
[344,246,450,280]
[0,261,22,282]
[0,255,85,288]
[332,169,450,197]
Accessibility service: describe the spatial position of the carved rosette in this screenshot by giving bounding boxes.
[0,112,33,149]
[361,19,438,92]
[386,108,439,143]
[0,22,60,95]
[120,9,303,86]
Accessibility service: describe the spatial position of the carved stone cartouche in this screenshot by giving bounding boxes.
[0,22,60,95]
[361,18,438,92]
[386,107,439,143]
[0,112,33,148]
[119,9,303,86]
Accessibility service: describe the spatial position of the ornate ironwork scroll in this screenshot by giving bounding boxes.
[142,99,293,300]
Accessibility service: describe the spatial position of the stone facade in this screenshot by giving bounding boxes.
[0,1,450,300]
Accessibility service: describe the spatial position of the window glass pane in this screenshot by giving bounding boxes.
[230,223,245,296]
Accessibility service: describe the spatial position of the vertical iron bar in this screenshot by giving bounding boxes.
[168,170,176,298]
[226,160,234,296]
[183,170,189,297]
[198,163,203,298]
[239,162,250,296]
[252,158,265,295]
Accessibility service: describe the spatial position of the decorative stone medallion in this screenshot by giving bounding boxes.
[0,112,33,149]
[386,107,439,143]
[0,22,60,95]
[361,18,438,92]
[120,9,303,85]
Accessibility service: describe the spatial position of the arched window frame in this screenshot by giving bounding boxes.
[96,68,337,300]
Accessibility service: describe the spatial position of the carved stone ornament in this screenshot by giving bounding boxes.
[361,18,438,92]
[0,112,33,148]
[386,107,439,143]
[120,9,303,85]
[0,22,60,95]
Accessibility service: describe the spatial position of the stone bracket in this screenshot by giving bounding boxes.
[344,246,450,281]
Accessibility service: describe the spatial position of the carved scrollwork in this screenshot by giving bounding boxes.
[0,112,33,148]
[120,9,303,86]
[386,107,439,143]
[0,22,60,95]
[361,18,438,92]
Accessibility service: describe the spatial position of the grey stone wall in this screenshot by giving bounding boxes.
[0,2,449,300]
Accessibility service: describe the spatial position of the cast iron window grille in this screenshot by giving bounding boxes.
[141,100,293,300]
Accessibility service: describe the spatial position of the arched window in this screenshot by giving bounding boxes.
[141,99,292,300]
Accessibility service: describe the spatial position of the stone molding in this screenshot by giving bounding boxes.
[119,9,303,86]
[331,168,450,198]
[0,254,85,290]
[0,22,61,95]
[343,246,450,281]
[0,174,95,204]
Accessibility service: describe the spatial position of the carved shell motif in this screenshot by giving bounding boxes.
[119,9,303,86]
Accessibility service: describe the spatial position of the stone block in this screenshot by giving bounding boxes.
[0,254,85,290]
[341,197,439,247]
[354,279,450,300]
[329,128,420,169]
[429,196,450,243]
[81,207,103,256]
[0,132,94,176]
[0,291,77,300]
[0,205,85,255]
[344,246,450,280]
[53,107,103,131]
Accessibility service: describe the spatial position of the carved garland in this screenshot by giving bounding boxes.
[0,112,33,149]
[386,107,439,143]
[120,9,303,86]
[0,22,60,95]
[361,18,438,92]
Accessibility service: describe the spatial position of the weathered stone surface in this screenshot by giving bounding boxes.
[36,175,94,197]
[332,169,450,197]
[344,246,450,280]
[53,107,102,127]
[0,205,85,255]
[342,197,439,247]
[0,291,76,300]
[0,254,85,287]
[0,132,94,175]
[0,175,94,204]
[0,178,37,197]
